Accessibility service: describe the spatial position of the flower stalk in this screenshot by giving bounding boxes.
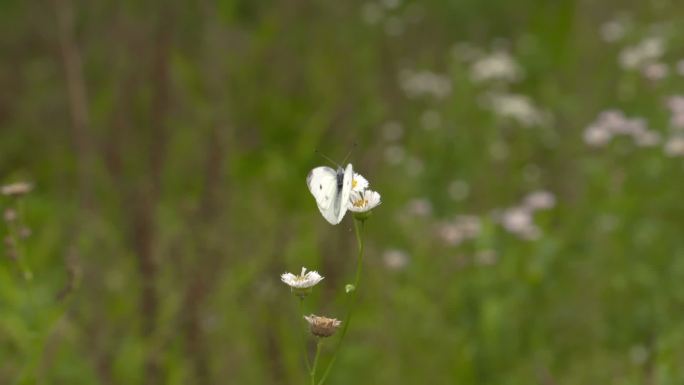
[316,217,365,385]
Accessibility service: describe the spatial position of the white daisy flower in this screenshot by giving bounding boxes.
[348,189,381,213]
[352,173,369,192]
[1,182,33,197]
[281,267,324,297]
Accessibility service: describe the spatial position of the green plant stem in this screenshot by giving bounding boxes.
[317,218,365,385]
[300,298,312,371]
[310,339,322,385]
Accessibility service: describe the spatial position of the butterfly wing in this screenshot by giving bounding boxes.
[307,167,340,224]
[332,163,353,224]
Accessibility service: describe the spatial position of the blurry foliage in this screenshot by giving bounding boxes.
[1,0,684,384]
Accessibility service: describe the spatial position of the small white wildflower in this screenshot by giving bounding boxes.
[486,93,546,127]
[380,0,400,10]
[352,173,369,192]
[584,124,613,147]
[281,267,324,297]
[489,141,509,160]
[361,2,383,25]
[470,50,522,83]
[348,189,381,213]
[618,37,665,70]
[524,190,556,211]
[642,62,668,81]
[406,198,432,217]
[455,215,481,238]
[629,345,649,365]
[406,156,424,176]
[1,182,33,197]
[664,136,684,157]
[384,16,404,37]
[600,19,626,42]
[382,249,409,270]
[420,110,442,130]
[448,180,470,201]
[399,69,452,99]
[666,96,684,130]
[475,249,498,266]
[304,314,342,337]
[437,222,464,245]
[633,130,661,147]
[382,121,404,141]
[499,207,535,236]
[384,145,405,164]
[677,60,684,77]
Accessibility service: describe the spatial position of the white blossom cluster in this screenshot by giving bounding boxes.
[583,110,660,148]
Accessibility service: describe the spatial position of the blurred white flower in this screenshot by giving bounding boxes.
[584,110,659,147]
[455,215,481,238]
[489,141,509,160]
[281,267,324,289]
[470,50,522,83]
[523,164,542,184]
[448,180,470,201]
[420,110,442,130]
[384,16,404,37]
[382,121,404,141]
[600,19,626,42]
[361,2,383,25]
[437,215,481,246]
[406,198,432,217]
[524,190,556,211]
[399,69,452,99]
[475,249,498,266]
[618,37,665,70]
[500,207,533,233]
[641,62,668,81]
[666,95,684,130]
[1,182,33,197]
[384,145,405,164]
[352,173,369,192]
[451,42,482,62]
[380,0,400,9]
[633,130,661,147]
[437,222,464,245]
[406,156,424,176]
[383,249,409,270]
[486,93,546,127]
[349,189,382,212]
[664,136,684,157]
[583,125,612,147]
[629,345,649,365]
[677,60,684,76]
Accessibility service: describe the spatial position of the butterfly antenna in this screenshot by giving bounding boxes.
[315,149,340,168]
[340,142,357,164]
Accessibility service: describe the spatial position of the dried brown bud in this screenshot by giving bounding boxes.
[19,227,31,239]
[3,208,17,222]
[304,314,342,338]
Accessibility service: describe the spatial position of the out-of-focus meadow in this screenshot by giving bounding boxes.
[2,0,684,384]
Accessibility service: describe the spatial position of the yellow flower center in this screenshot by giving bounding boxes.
[352,179,358,188]
[352,198,368,208]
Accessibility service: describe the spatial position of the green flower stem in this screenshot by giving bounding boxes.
[299,298,312,371]
[310,339,323,385]
[317,218,365,385]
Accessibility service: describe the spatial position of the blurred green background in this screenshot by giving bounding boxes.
[2,0,684,384]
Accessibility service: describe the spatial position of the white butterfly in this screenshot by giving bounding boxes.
[306,164,353,225]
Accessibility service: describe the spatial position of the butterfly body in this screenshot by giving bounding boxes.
[306,163,353,225]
